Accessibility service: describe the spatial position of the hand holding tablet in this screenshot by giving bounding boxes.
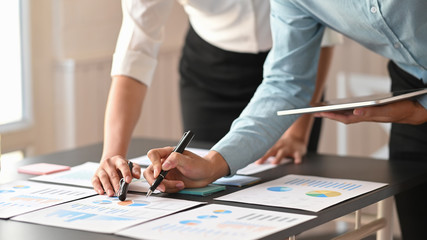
[277,88,427,116]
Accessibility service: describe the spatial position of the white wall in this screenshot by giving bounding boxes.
[13,0,188,156]
[52,0,122,60]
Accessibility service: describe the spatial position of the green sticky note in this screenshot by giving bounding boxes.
[178,184,226,196]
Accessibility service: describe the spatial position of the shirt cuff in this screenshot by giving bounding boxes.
[211,134,248,176]
[417,94,427,109]
[111,51,157,86]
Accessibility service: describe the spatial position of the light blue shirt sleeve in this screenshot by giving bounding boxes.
[213,0,427,175]
[212,1,323,175]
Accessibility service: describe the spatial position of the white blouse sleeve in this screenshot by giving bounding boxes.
[111,0,175,86]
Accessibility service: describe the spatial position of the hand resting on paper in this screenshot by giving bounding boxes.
[255,131,307,165]
[92,155,142,196]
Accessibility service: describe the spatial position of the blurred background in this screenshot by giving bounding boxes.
[0,0,398,238]
[1,0,392,160]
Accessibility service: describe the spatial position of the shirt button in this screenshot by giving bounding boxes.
[393,42,401,49]
[370,6,378,13]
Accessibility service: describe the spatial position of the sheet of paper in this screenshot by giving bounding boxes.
[31,162,153,193]
[129,155,151,166]
[31,162,99,188]
[117,203,315,240]
[131,148,288,175]
[13,193,204,234]
[0,180,96,219]
[215,174,387,212]
[236,157,291,175]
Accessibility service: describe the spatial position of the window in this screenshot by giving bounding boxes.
[1,150,24,165]
[0,0,31,133]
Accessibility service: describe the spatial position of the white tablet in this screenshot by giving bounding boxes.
[277,88,427,116]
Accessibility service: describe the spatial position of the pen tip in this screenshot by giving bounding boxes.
[146,190,152,198]
[118,195,126,201]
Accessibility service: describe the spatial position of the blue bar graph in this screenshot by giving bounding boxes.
[284,178,363,191]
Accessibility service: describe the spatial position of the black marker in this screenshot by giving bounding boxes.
[146,130,194,198]
[118,161,133,201]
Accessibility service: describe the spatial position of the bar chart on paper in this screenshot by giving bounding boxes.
[216,174,387,212]
[12,194,204,233]
[0,181,95,219]
[117,204,316,240]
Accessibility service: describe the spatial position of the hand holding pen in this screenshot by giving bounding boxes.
[117,161,133,201]
[146,130,195,197]
[92,155,142,197]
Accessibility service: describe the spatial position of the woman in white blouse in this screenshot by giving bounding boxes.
[92,0,342,196]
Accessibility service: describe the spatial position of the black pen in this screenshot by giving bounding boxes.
[146,130,195,197]
[118,161,133,201]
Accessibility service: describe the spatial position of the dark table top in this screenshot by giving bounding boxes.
[1,138,427,240]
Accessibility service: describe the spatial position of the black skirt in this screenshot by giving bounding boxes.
[178,24,322,152]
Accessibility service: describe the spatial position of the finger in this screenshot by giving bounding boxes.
[143,166,155,185]
[256,147,277,164]
[320,109,353,117]
[271,149,287,164]
[142,167,184,193]
[159,179,185,193]
[317,109,353,117]
[162,151,200,173]
[114,158,133,183]
[313,112,322,117]
[293,151,303,164]
[96,169,115,196]
[271,155,284,165]
[255,155,270,164]
[161,152,182,171]
[317,111,357,124]
[91,176,104,195]
[147,147,174,177]
[132,163,142,179]
[353,106,392,122]
[103,164,122,194]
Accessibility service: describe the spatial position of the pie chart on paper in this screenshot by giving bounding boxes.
[213,209,232,214]
[117,200,149,207]
[267,186,292,192]
[180,220,201,225]
[306,190,341,198]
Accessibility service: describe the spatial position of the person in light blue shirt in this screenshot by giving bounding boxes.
[145,1,427,238]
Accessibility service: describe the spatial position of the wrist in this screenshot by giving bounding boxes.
[101,142,129,163]
[284,114,314,145]
[205,150,230,182]
[101,152,127,163]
